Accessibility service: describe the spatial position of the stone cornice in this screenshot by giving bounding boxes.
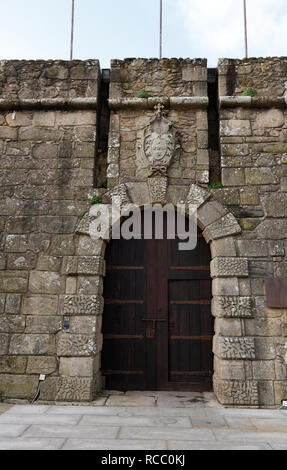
[170,97,209,109]
[220,96,287,108]
[0,97,98,111]
[108,96,209,110]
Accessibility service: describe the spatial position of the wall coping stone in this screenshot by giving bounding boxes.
[220,96,287,108]
[0,97,98,111]
[109,97,209,110]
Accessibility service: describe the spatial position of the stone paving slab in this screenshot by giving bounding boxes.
[0,437,66,450]
[0,414,81,425]
[23,424,119,439]
[0,424,29,437]
[46,405,209,418]
[155,398,194,408]
[205,408,285,418]
[212,429,287,442]
[269,443,287,450]
[46,405,113,415]
[62,439,167,450]
[125,391,201,397]
[38,398,108,406]
[4,405,51,415]
[0,393,286,450]
[190,416,228,429]
[119,426,216,441]
[223,417,257,430]
[156,394,219,409]
[156,396,206,408]
[167,441,272,450]
[124,391,217,401]
[78,415,192,427]
[105,396,156,407]
[250,418,287,432]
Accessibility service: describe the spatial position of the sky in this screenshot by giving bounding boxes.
[0,0,286,69]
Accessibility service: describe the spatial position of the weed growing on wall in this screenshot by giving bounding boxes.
[242,87,257,97]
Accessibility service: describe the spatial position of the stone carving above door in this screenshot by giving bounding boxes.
[136,104,178,177]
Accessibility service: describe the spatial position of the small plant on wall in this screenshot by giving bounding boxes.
[208,181,223,189]
[90,195,102,205]
[242,87,257,97]
[79,194,103,219]
[136,90,149,98]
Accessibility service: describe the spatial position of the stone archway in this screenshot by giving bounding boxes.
[72,181,258,406]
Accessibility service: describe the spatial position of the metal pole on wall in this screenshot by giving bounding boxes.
[243,0,248,58]
[159,0,162,59]
[70,0,75,60]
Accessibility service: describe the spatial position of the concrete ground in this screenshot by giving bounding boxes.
[0,391,286,450]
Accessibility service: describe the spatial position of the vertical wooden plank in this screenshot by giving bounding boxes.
[166,225,213,391]
[155,235,169,390]
[144,237,158,390]
[102,235,147,390]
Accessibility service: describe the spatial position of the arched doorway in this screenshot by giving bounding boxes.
[101,209,214,391]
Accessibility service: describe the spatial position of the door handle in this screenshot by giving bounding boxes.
[141,318,175,338]
[142,319,164,338]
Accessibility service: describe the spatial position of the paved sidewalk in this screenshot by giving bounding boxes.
[0,391,286,450]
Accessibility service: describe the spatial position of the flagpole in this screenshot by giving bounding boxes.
[243,0,248,58]
[159,0,162,59]
[70,0,75,60]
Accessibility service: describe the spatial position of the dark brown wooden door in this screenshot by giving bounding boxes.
[101,215,213,391]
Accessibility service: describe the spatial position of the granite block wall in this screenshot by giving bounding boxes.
[0,60,104,401]
[0,57,286,407]
[213,58,287,406]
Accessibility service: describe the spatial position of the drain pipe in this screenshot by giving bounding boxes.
[31,374,46,404]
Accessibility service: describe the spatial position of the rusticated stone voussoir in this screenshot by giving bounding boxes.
[40,376,99,402]
[211,257,249,278]
[56,332,102,357]
[215,336,256,359]
[76,214,99,236]
[212,296,254,318]
[56,377,98,401]
[214,378,259,405]
[63,256,105,276]
[203,213,241,243]
[59,294,104,315]
[105,183,131,208]
[185,184,211,208]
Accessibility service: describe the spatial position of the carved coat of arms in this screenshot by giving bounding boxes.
[136,104,177,176]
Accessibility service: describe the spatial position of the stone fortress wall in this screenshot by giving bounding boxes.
[215,58,287,406]
[0,57,286,406]
[0,60,102,401]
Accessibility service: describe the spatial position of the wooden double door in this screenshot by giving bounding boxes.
[101,216,214,391]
